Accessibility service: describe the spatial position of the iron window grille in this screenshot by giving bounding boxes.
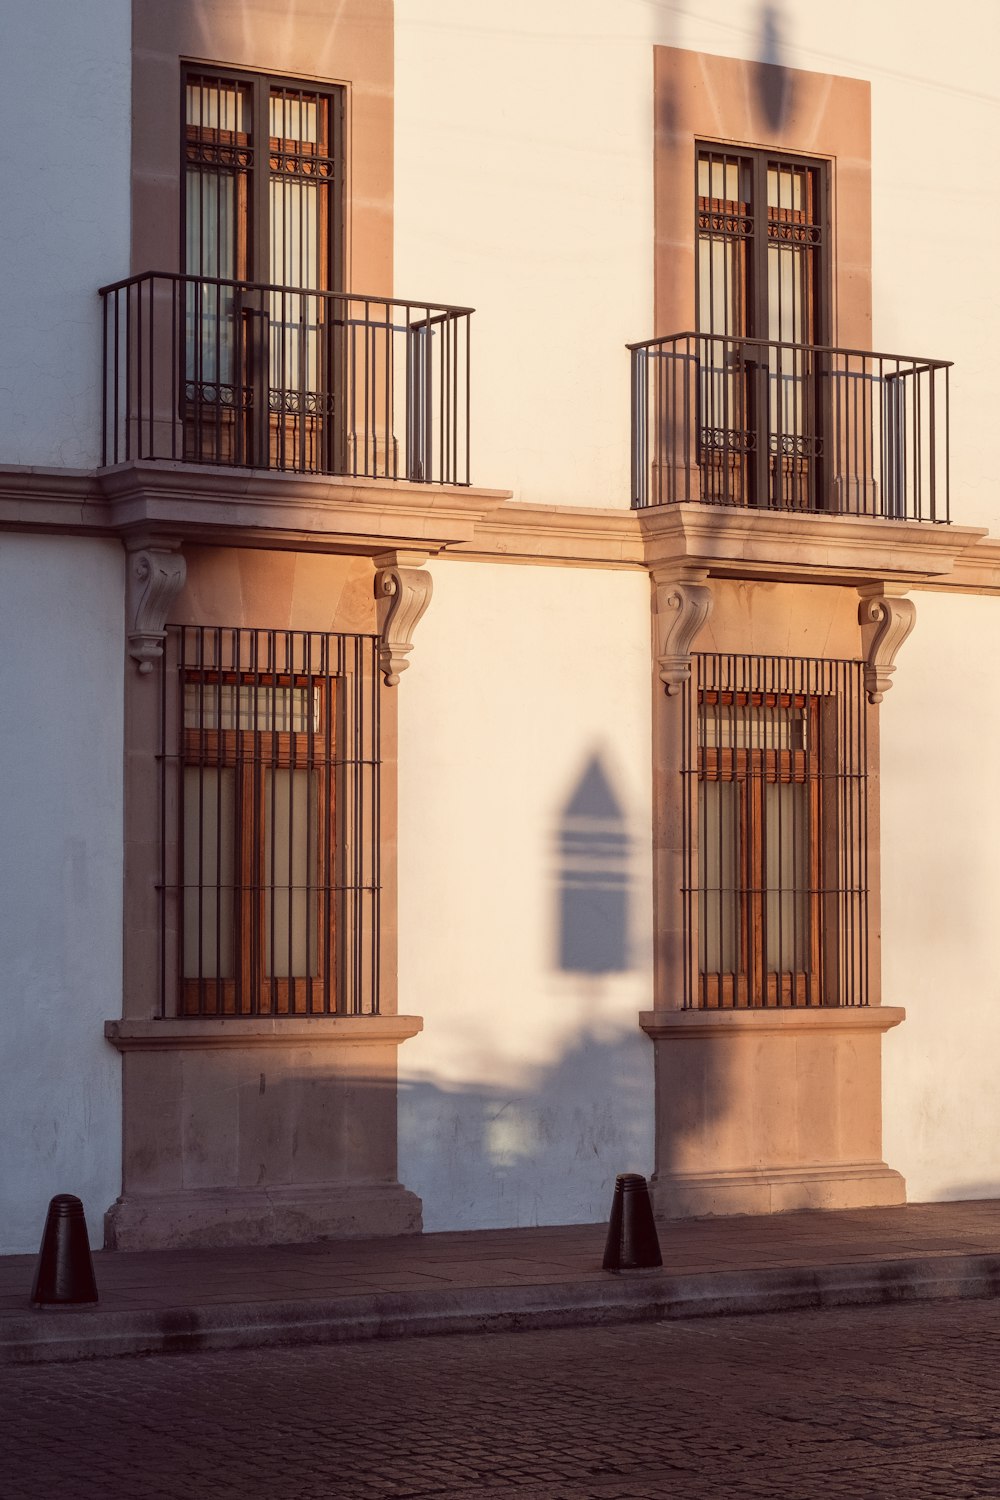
[158,626,381,1018]
[681,653,869,1009]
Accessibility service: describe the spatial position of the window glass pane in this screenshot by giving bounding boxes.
[185,174,237,282]
[764,780,811,972]
[184,212,238,387]
[767,165,805,212]
[700,705,806,750]
[182,767,235,979]
[270,178,320,289]
[699,780,741,974]
[767,244,808,346]
[264,768,319,977]
[269,178,321,394]
[186,81,247,134]
[698,237,743,342]
[184,682,319,732]
[698,154,746,203]
[270,92,318,143]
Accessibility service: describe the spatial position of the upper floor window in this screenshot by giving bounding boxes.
[696,145,828,347]
[184,68,344,292]
[694,146,830,512]
[183,69,345,471]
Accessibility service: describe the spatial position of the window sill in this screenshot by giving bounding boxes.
[639,1005,905,1040]
[97,462,511,555]
[105,1015,423,1050]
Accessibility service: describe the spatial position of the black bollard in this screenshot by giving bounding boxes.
[30,1195,99,1306]
[603,1172,662,1272]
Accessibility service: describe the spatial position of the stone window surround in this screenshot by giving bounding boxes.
[653,44,873,350]
[130,0,394,293]
[108,542,428,1250]
[642,47,921,1222]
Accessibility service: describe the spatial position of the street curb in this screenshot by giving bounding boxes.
[4,1251,1000,1364]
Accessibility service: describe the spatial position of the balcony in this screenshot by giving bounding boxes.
[630,333,950,524]
[100,273,472,488]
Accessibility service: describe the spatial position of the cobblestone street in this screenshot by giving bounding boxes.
[7,1297,1000,1499]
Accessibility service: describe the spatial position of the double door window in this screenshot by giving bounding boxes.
[183,68,344,470]
[696,144,828,509]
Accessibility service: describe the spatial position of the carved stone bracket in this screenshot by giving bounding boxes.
[126,542,186,674]
[374,552,434,686]
[858,589,916,704]
[652,575,713,695]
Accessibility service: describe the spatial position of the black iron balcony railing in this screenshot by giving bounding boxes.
[630,332,950,523]
[100,273,472,486]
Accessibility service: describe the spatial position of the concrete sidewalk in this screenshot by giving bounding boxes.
[3,1199,1000,1365]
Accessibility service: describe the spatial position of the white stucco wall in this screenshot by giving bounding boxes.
[0,0,995,1247]
[397,560,653,1230]
[393,1,1000,1220]
[395,0,1000,528]
[881,590,1000,1202]
[393,0,653,508]
[0,537,125,1254]
[0,0,131,468]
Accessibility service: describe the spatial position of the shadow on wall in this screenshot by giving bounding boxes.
[753,3,794,132]
[399,746,729,1231]
[652,2,793,157]
[400,1004,734,1232]
[400,1020,655,1232]
[555,751,634,975]
[931,1182,1000,1202]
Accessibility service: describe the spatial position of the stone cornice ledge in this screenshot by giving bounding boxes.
[639,1006,906,1039]
[105,1016,423,1050]
[456,500,987,585]
[1,462,995,593]
[916,535,1000,594]
[0,465,110,532]
[639,506,986,586]
[97,462,511,555]
[454,500,644,567]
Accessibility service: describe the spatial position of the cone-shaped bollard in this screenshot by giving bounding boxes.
[603,1173,662,1273]
[30,1195,98,1306]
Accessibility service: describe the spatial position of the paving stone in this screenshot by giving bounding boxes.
[6,1300,1000,1497]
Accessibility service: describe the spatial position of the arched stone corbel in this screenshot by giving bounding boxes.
[652,573,713,695]
[858,588,916,705]
[126,540,186,674]
[374,550,434,686]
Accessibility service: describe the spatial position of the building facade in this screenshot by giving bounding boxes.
[2,0,998,1253]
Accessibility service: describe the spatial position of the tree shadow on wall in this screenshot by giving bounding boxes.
[652,1,794,140]
[753,4,793,132]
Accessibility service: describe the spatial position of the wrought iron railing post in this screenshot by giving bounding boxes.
[631,346,648,508]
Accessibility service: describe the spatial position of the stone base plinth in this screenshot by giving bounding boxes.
[105,1182,422,1251]
[104,1015,423,1251]
[640,1005,907,1220]
[652,1162,906,1221]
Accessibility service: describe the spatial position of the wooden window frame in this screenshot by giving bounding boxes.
[179,670,337,1017]
[181,65,344,291]
[695,144,830,347]
[180,66,346,471]
[698,691,824,1009]
[695,144,830,510]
